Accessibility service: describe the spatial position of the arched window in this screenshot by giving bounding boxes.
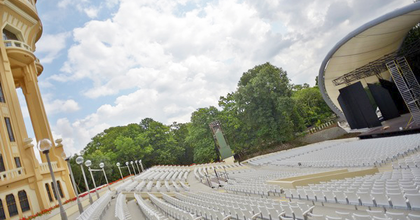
[18,191,30,212]
[0,199,6,220]
[57,181,64,198]
[6,194,18,217]
[45,184,53,202]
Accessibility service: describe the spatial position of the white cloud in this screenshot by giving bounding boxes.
[83,7,100,19]
[44,98,81,115]
[46,0,414,153]
[57,0,71,9]
[35,32,69,64]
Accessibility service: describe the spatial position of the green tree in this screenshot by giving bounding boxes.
[170,122,194,165]
[292,85,334,127]
[234,62,303,148]
[218,93,252,154]
[186,107,220,163]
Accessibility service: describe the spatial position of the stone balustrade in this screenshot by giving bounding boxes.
[0,167,25,181]
[4,40,32,52]
[39,161,58,174]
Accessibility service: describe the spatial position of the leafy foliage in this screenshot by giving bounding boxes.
[69,63,333,191]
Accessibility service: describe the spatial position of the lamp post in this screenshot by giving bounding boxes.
[116,162,124,182]
[38,139,68,220]
[135,160,141,174]
[99,162,111,190]
[76,156,93,205]
[85,160,100,199]
[125,162,132,176]
[139,159,144,172]
[130,161,137,175]
[61,152,83,214]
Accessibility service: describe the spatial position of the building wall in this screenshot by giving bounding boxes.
[0,0,76,219]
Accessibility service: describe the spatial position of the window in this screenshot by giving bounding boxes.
[51,182,57,200]
[4,118,15,142]
[57,181,64,198]
[0,199,6,220]
[6,194,17,217]
[0,83,5,103]
[45,184,53,202]
[0,155,5,172]
[18,191,30,212]
[2,29,18,40]
[14,157,21,168]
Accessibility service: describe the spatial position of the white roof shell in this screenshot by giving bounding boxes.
[319,2,420,118]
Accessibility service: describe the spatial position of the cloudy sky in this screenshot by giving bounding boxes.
[28,0,412,155]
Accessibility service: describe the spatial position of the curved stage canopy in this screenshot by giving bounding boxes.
[319,2,420,118]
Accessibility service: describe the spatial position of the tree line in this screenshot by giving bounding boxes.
[68,62,334,192]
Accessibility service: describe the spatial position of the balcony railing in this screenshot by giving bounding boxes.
[4,40,32,52]
[0,167,25,181]
[40,162,58,174]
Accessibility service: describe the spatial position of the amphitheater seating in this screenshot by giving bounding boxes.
[76,133,420,220]
[116,179,133,193]
[115,193,132,220]
[148,193,203,220]
[224,169,314,196]
[284,167,420,211]
[76,191,112,220]
[125,181,139,192]
[249,134,420,168]
[134,193,168,220]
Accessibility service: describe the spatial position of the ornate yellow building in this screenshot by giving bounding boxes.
[0,0,75,219]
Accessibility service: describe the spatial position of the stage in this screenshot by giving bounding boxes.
[358,113,420,139]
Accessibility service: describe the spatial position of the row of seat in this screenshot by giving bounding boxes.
[285,187,420,210]
[115,193,132,220]
[393,153,420,169]
[164,193,234,220]
[134,180,190,192]
[148,192,202,220]
[307,209,420,220]
[134,193,168,220]
[194,163,244,183]
[286,167,420,210]
[76,191,113,220]
[115,179,133,193]
[136,168,190,182]
[248,134,420,168]
[184,191,315,220]
[247,141,341,166]
[224,169,314,197]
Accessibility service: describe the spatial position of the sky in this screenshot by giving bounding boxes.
[26,0,413,155]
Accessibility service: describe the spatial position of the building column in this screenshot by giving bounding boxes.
[21,66,61,164]
[21,65,75,201]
